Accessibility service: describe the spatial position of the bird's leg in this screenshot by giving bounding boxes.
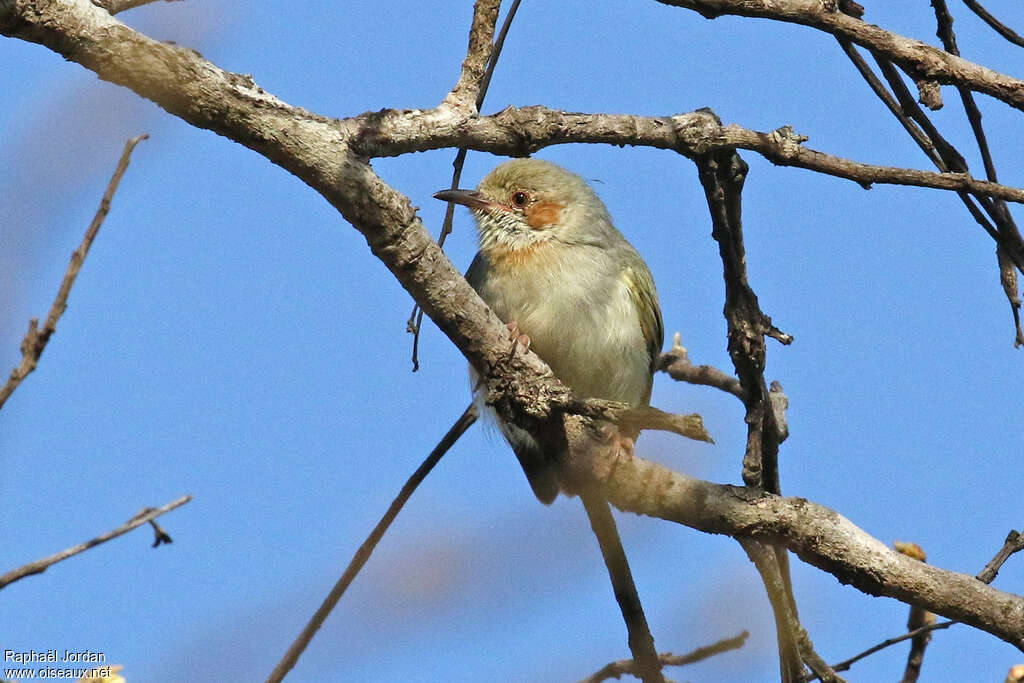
[505,321,531,358]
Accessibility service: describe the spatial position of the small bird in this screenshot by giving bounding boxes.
[434,158,664,503]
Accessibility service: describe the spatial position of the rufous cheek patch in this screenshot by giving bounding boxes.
[524,201,564,230]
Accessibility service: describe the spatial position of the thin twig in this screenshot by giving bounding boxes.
[579,630,749,683]
[931,0,1024,345]
[805,621,956,680]
[962,0,1024,48]
[0,134,148,411]
[830,15,1011,252]
[410,0,523,371]
[977,530,1024,584]
[0,494,191,589]
[657,333,744,399]
[265,404,478,683]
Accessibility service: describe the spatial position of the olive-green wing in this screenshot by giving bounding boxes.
[621,264,664,373]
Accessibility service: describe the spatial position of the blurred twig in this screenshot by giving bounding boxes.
[0,134,148,411]
[265,404,478,683]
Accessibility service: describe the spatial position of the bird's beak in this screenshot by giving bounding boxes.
[432,189,493,211]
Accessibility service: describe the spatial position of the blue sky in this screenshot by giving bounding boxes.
[2,2,1023,681]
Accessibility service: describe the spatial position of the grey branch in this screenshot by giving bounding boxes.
[0,495,192,589]
[658,333,745,399]
[440,0,500,112]
[91,0,180,15]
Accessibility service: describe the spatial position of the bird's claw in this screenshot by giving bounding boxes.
[597,423,635,459]
[506,321,531,358]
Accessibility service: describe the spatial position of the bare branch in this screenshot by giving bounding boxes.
[962,0,1024,48]
[892,542,935,683]
[809,531,1024,680]
[658,333,744,399]
[410,0,524,371]
[739,538,807,681]
[356,107,1024,207]
[583,401,712,443]
[580,631,749,683]
[931,0,1024,343]
[266,404,478,683]
[653,0,1024,111]
[806,620,956,681]
[440,0,500,113]
[90,0,180,15]
[0,495,191,589]
[555,440,1024,650]
[0,133,148,411]
[978,530,1024,585]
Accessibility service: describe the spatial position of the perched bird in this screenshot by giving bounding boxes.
[434,158,664,503]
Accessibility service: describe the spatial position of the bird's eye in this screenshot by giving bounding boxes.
[511,191,529,208]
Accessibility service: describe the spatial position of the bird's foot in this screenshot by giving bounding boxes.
[506,321,531,357]
[597,423,635,459]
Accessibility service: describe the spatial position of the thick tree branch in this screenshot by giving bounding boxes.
[654,0,1024,112]
[555,442,1024,650]
[353,109,1024,205]
[90,0,178,15]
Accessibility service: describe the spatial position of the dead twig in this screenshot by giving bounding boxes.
[0,134,148,411]
[579,630,749,683]
[0,494,191,589]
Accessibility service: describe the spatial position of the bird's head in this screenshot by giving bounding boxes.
[433,158,612,258]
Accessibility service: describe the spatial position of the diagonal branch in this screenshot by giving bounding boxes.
[556,442,1024,651]
[410,0,524,371]
[266,404,478,683]
[652,0,1024,112]
[961,0,1024,48]
[0,495,191,589]
[0,133,148,411]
